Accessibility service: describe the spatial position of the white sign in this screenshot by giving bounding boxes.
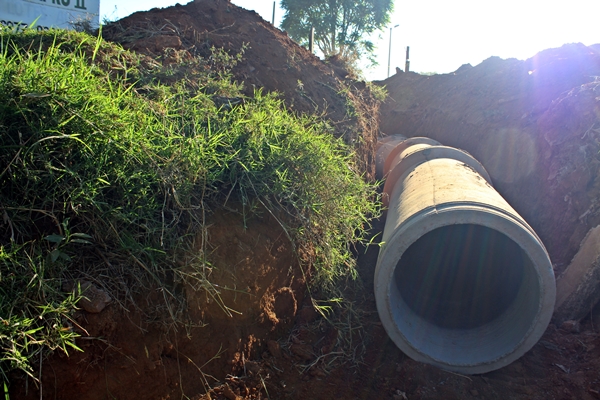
[0,0,100,31]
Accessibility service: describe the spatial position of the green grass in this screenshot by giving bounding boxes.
[0,28,380,383]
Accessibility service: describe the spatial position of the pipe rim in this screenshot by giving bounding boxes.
[374,203,556,374]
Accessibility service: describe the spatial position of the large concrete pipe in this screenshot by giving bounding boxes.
[375,135,556,374]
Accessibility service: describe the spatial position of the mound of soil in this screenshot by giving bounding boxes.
[11,1,600,399]
[378,44,600,271]
[102,0,381,179]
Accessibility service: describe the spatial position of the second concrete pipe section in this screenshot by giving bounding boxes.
[375,135,556,374]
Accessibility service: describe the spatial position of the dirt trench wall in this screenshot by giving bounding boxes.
[11,208,306,400]
[378,43,600,270]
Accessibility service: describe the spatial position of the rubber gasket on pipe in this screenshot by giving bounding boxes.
[375,137,556,374]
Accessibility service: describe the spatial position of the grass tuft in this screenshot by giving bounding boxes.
[0,27,380,383]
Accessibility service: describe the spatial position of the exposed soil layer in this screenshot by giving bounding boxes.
[10,1,600,399]
[12,207,307,399]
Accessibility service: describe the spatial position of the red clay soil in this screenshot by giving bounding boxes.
[10,1,600,399]
[11,207,308,400]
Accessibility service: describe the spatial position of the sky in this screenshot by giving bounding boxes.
[99,0,600,81]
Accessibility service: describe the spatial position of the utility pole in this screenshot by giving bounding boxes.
[405,46,410,72]
[272,1,275,25]
[309,26,314,53]
[387,24,399,78]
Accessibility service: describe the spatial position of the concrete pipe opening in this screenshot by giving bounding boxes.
[377,210,555,374]
[375,136,555,374]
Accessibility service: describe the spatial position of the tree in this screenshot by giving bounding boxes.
[280,0,394,63]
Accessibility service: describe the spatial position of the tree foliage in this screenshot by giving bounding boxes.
[280,0,393,63]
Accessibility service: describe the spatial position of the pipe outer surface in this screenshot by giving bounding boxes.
[375,135,556,374]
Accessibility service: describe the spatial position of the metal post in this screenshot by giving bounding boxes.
[272,1,275,25]
[309,26,314,53]
[405,46,410,72]
[387,24,399,78]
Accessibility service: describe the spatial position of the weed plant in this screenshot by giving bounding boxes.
[0,28,379,383]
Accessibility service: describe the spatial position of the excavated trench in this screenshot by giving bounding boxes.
[10,1,600,398]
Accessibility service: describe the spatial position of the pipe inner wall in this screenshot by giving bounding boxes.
[396,224,530,330]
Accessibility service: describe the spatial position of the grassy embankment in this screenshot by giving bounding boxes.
[0,28,379,385]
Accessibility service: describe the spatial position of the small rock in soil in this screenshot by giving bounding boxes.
[77,280,111,313]
[290,343,314,361]
[393,390,408,400]
[222,384,241,400]
[244,360,260,376]
[308,368,326,377]
[267,340,282,358]
[295,305,318,324]
[560,319,581,333]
